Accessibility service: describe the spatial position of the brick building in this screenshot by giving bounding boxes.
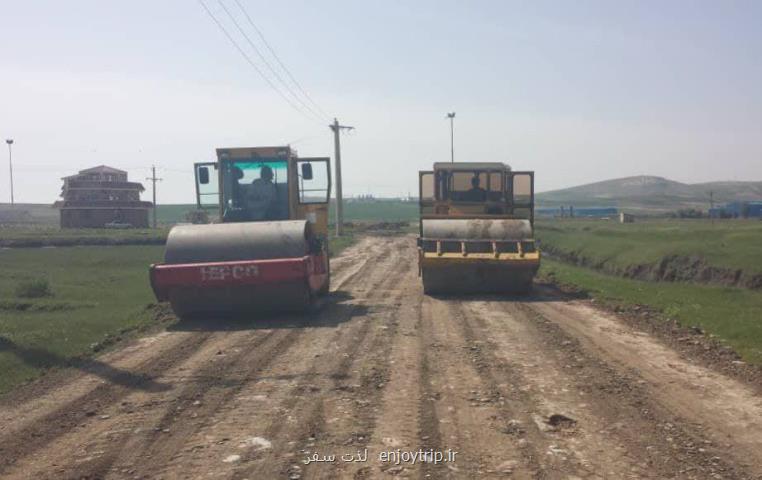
[54,165,152,228]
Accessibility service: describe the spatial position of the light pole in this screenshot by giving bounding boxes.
[5,139,13,206]
[446,112,455,163]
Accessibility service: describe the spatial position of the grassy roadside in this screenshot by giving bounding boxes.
[0,227,169,247]
[0,245,170,393]
[0,229,364,394]
[2,201,420,227]
[539,259,762,365]
[536,218,762,275]
[329,231,357,256]
[139,200,419,225]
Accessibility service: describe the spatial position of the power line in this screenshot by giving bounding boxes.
[284,134,322,146]
[232,0,332,120]
[158,166,194,175]
[198,0,323,125]
[217,0,328,123]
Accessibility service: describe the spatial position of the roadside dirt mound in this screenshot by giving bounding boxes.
[642,255,762,289]
[539,279,762,388]
[543,245,762,290]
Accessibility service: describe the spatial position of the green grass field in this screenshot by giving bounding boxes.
[0,226,169,247]
[540,259,762,365]
[159,201,419,225]
[0,245,167,393]
[536,218,762,275]
[537,218,762,366]
[0,199,419,247]
[0,226,361,393]
[2,200,418,232]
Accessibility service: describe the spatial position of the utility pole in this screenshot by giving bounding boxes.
[146,165,162,228]
[5,139,14,206]
[446,112,455,163]
[330,118,354,236]
[709,190,714,224]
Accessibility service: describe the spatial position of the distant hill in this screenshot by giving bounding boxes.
[537,175,762,213]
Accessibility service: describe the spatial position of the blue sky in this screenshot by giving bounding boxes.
[1,0,760,203]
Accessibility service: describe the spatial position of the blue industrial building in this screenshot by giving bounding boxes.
[536,206,618,218]
[709,201,762,218]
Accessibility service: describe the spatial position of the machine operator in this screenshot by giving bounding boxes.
[246,165,277,220]
[462,174,487,202]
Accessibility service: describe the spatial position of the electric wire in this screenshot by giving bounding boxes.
[198,0,323,125]
[232,0,332,121]
[216,0,328,123]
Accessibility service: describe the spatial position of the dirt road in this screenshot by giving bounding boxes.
[2,235,761,479]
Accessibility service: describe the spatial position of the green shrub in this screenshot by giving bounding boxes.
[15,278,53,298]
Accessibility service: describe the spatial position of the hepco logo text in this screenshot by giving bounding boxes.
[200,265,260,282]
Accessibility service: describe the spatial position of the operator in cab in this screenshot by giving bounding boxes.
[462,174,487,202]
[246,165,277,220]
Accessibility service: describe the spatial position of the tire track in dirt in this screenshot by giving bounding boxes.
[0,328,178,411]
[0,330,193,427]
[460,299,640,478]
[120,328,302,479]
[1,329,270,480]
[259,260,404,479]
[302,246,416,479]
[160,288,393,477]
[469,297,748,479]
[99,238,398,476]
[329,237,379,292]
[231,238,411,480]
[124,326,279,476]
[417,297,449,480]
[361,291,424,479]
[416,298,547,479]
[454,301,559,479]
[516,300,756,479]
[94,240,395,479]
[0,330,215,474]
[0,237,377,479]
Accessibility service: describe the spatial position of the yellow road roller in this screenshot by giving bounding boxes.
[417,162,540,294]
[150,146,331,318]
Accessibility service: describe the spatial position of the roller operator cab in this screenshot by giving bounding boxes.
[149,146,332,318]
[417,162,540,294]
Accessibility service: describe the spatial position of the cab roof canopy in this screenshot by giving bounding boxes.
[216,146,294,160]
[433,162,511,171]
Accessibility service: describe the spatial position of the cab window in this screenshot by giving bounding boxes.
[437,170,503,202]
[221,160,289,222]
[297,158,331,204]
